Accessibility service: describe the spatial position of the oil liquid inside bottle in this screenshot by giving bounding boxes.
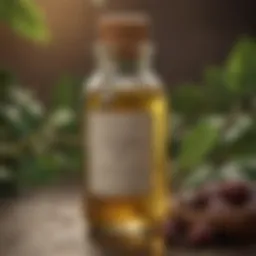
[84,87,168,251]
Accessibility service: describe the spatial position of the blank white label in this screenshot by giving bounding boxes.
[87,112,152,196]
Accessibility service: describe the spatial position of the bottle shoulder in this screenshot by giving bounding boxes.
[84,70,164,93]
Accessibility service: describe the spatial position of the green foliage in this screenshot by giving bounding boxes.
[0,0,50,42]
[18,154,64,186]
[1,71,83,187]
[0,0,49,189]
[225,37,256,96]
[203,67,238,113]
[230,123,256,158]
[177,119,220,171]
[170,84,206,118]
[171,37,256,190]
[52,76,79,109]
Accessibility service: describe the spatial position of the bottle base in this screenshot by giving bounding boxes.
[89,220,150,246]
[87,223,166,255]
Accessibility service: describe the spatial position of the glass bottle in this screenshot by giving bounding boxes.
[83,13,169,254]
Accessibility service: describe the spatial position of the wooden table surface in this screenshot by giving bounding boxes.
[0,187,255,256]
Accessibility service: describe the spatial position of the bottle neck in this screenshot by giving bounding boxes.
[117,58,138,75]
[95,42,153,76]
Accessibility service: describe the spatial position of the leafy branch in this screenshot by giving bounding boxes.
[0,0,50,42]
[171,37,256,190]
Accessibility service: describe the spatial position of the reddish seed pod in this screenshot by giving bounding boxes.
[167,181,256,248]
[164,217,190,245]
[187,222,214,247]
[219,180,251,206]
[164,220,179,245]
[184,183,219,210]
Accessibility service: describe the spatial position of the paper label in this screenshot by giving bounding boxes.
[87,112,152,196]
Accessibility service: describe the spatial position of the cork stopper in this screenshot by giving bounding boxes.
[98,12,151,57]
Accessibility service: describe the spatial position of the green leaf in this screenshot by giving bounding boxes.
[238,159,256,180]
[182,164,217,189]
[225,37,256,95]
[171,84,206,117]
[203,67,238,112]
[177,119,220,170]
[63,149,82,171]
[7,0,50,43]
[229,123,256,158]
[0,0,16,20]
[223,114,253,144]
[51,76,79,109]
[219,162,248,181]
[203,66,225,87]
[18,153,63,187]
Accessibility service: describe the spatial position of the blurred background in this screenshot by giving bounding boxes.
[0,0,255,189]
[0,0,256,192]
[1,0,256,98]
[0,0,256,253]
